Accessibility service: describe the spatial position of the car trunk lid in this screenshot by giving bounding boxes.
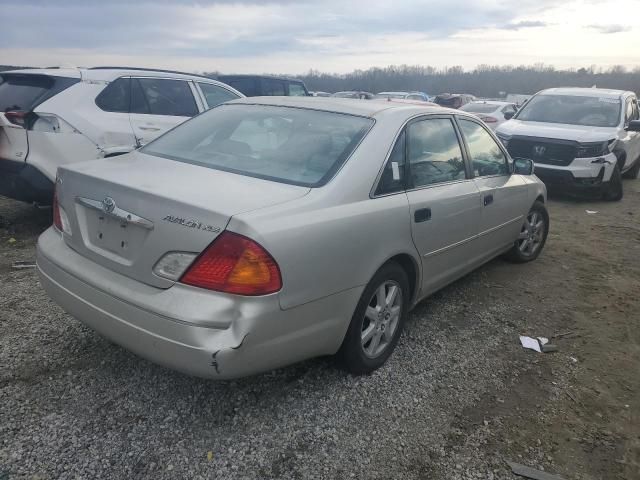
[56,151,310,288]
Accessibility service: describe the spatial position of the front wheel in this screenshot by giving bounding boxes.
[505,201,549,263]
[602,165,623,201]
[338,262,410,375]
[622,157,640,179]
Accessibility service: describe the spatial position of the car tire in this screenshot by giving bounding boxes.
[602,165,623,201]
[338,262,410,375]
[622,157,640,179]
[505,201,549,263]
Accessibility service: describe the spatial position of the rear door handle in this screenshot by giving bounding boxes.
[414,208,431,223]
[483,194,494,206]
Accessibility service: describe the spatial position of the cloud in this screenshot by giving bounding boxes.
[501,20,548,30]
[0,0,557,58]
[587,24,631,34]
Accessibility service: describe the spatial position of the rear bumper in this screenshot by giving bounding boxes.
[0,158,54,204]
[36,228,360,379]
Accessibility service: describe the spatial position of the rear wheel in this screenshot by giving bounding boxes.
[338,262,409,374]
[602,165,623,201]
[622,157,640,179]
[505,201,549,263]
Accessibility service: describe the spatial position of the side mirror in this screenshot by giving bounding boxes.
[627,120,640,132]
[513,157,535,175]
[504,111,515,120]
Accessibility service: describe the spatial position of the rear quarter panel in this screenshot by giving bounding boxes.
[229,113,422,310]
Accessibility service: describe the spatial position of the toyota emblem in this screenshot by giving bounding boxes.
[102,196,116,214]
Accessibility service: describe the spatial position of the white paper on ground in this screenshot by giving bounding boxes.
[585,210,598,214]
[519,336,542,353]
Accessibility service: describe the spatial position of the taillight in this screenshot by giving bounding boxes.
[52,184,63,231]
[481,116,498,123]
[52,180,71,235]
[5,111,27,127]
[180,231,282,296]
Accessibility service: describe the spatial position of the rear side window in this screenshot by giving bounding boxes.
[0,74,78,112]
[197,82,239,108]
[262,79,286,96]
[288,83,307,96]
[376,131,406,195]
[131,78,198,117]
[95,77,130,113]
[142,104,374,187]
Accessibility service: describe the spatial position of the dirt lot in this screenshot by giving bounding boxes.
[0,180,638,480]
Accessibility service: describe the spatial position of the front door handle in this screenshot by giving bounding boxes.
[483,194,494,206]
[414,208,431,223]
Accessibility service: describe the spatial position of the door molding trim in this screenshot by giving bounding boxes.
[423,215,523,258]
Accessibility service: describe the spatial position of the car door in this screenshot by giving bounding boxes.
[400,116,482,296]
[128,77,199,146]
[92,76,139,154]
[457,117,528,261]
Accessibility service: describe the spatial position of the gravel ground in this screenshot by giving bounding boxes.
[1,179,639,480]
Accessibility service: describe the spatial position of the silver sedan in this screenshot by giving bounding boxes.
[37,96,548,379]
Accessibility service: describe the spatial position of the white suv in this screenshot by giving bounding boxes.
[0,67,243,205]
[497,87,640,200]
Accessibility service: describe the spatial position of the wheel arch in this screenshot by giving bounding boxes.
[379,253,421,306]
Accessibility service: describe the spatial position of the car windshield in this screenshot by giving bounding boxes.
[515,94,621,127]
[142,104,374,187]
[461,103,499,113]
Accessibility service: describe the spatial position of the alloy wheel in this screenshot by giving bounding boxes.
[517,211,546,257]
[361,280,403,358]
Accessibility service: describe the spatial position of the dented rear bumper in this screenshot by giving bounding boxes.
[36,227,359,379]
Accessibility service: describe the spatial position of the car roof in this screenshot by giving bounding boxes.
[1,68,82,79]
[539,87,631,98]
[218,74,305,83]
[226,96,453,118]
[1,67,219,83]
[377,91,409,95]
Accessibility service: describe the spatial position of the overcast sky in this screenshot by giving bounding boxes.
[1,0,638,74]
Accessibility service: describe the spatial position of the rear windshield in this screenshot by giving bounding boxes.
[435,96,462,108]
[0,73,78,112]
[515,94,621,127]
[461,103,498,113]
[142,104,374,187]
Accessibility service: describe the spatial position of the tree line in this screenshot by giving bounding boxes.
[295,64,640,97]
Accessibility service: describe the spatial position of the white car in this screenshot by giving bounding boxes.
[460,101,518,130]
[0,67,243,205]
[497,88,640,200]
[376,91,431,102]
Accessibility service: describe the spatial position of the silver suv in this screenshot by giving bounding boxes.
[0,67,242,205]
